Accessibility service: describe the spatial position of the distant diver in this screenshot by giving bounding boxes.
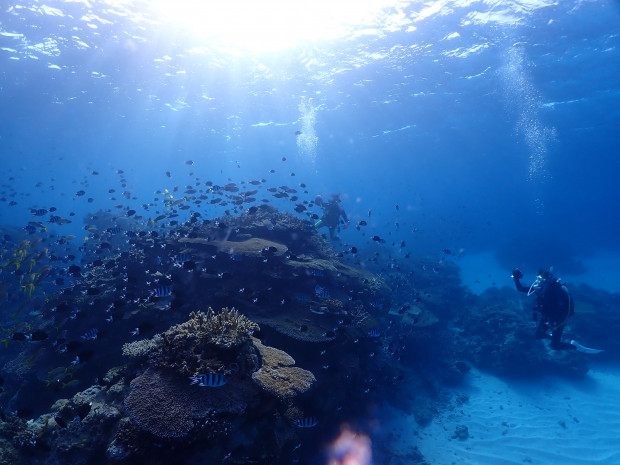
[314,194,349,240]
[512,268,602,353]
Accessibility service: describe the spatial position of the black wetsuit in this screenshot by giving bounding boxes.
[320,201,348,239]
[514,277,576,350]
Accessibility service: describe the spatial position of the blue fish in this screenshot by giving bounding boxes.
[81,328,98,341]
[153,285,172,298]
[189,373,227,387]
[368,329,381,338]
[174,253,190,264]
[314,285,330,299]
[294,417,318,428]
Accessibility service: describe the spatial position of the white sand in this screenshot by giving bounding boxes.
[458,251,620,295]
[382,366,620,465]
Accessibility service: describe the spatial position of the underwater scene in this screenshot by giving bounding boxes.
[1,1,620,464]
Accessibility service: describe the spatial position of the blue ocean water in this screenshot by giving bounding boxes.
[2,0,618,274]
[1,1,620,464]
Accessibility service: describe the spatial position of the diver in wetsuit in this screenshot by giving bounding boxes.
[314,194,349,240]
[512,268,576,351]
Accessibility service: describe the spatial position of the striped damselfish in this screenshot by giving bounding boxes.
[189,373,227,387]
[153,285,172,298]
[294,417,318,428]
[81,328,98,341]
[314,285,330,299]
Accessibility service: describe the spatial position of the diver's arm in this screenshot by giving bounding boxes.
[512,268,529,293]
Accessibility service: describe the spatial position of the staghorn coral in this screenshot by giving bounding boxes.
[123,308,259,376]
[251,338,315,399]
[122,334,162,358]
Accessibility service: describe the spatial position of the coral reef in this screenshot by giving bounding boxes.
[251,338,316,398]
[123,367,252,439]
[123,308,259,376]
[453,288,589,379]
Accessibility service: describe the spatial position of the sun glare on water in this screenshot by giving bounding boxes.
[149,0,406,53]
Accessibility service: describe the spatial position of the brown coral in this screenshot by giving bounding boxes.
[251,338,315,398]
[178,237,288,257]
[124,308,259,376]
[124,367,252,439]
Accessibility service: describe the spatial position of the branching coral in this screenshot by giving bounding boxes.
[123,308,259,376]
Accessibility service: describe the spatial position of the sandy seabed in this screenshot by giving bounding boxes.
[381,365,620,465]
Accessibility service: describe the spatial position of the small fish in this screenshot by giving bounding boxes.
[174,253,190,264]
[368,329,381,337]
[294,130,302,135]
[189,373,227,387]
[372,235,386,243]
[314,285,330,299]
[81,328,98,341]
[153,285,172,298]
[294,417,318,428]
[130,328,139,337]
[54,416,68,428]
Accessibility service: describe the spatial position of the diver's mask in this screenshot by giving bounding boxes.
[527,271,553,296]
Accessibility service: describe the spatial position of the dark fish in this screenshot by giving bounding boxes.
[174,253,190,264]
[358,221,367,226]
[31,208,47,216]
[12,332,27,341]
[442,249,452,255]
[189,373,227,387]
[153,285,172,298]
[372,236,386,243]
[314,285,330,299]
[294,417,318,428]
[75,190,86,197]
[185,160,194,165]
[92,171,99,175]
[294,130,302,135]
[350,247,358,254]
[30,330,48,341]
[68,265,81,277]
[282,156,286,161]
[81,328,98,341]
[127,209,136,217]
[166,171,171,177]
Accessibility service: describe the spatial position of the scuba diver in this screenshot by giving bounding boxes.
[511,268,576,351]
[314,194,349,240]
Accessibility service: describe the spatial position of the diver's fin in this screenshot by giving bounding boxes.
[570,340,604,354]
